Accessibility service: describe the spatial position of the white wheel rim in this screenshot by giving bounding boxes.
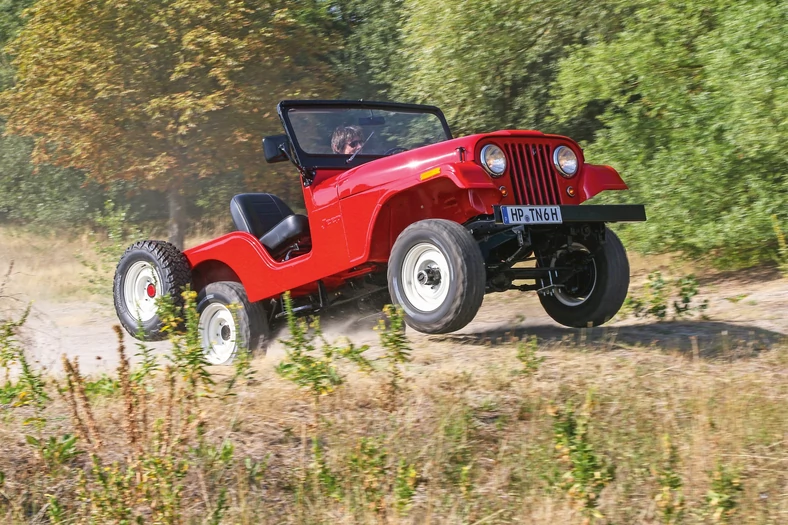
[199,303,237,365]
[551,243,597,307]
[401,242,450,313]
[123,261,162,322]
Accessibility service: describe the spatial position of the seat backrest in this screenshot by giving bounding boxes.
[230,193,294,238]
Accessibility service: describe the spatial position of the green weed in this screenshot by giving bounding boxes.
[515,336,544,377]
[25,433,82,469]
[275,292,371,417]
[705,462,743,523]
[551,392,614,523]
[653,434,684,524]
[376,304,412,410]
[626,271,708,321]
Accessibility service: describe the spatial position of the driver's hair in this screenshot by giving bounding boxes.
[331,125,363,154]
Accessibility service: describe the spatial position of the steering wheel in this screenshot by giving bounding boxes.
[384,146,408,156]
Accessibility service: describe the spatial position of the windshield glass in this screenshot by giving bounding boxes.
[286,107,449,157]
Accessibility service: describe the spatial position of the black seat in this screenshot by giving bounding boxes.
[230,193,310,259]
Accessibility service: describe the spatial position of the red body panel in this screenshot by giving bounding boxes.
[184,131,629,302]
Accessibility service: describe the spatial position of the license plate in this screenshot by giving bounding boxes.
[501,205,563,225]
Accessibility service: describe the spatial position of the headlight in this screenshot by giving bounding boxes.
[553,146,578,177]
[480,144,506,177]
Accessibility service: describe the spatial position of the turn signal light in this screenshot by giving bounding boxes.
[566,186,576,198]
[499,186,508,197]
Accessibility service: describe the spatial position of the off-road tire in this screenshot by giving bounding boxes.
[114,240,192,341]
[388,219,485,334]
[539,227,630,328]
[197,281,270,365]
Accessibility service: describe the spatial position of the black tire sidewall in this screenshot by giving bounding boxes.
[539,228,629,327]
[113,241,191,341]
[197,284,249,363]
[388,220,485,333]
[197,282,269,364]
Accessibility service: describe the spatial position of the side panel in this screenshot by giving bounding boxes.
[579,164,628,201]
[184,197,353,303]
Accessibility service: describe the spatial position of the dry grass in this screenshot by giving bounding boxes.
[1,314,788,523]
[0,225,225,303]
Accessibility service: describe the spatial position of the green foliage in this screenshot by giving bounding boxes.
[551,393,614,522]
[514,336,544,377]
[25,433,82,469]
[0,0,35,89]
[0,305,49,416]
[673,275,708,319]
[705,462,743,523]
[393,0,624,137]
[376,304,412,409]
[77,200,148,295]
[626,271,668,321]
[626,271,708,321]
[83,374,120,397]
[653,434,684,524]
[772,215,788,277]
[393,458,419,513]
[554,1,788,268]
[347,437,389,512]
[275,292,371,407]
[0,380,23,405]
[308,435,420,516]
[157,288,214,395]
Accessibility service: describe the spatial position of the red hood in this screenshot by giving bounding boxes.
[336,130,553,199]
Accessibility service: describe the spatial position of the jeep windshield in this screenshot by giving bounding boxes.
[277,100,452,170]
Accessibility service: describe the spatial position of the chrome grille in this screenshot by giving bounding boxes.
[502,141,561,205]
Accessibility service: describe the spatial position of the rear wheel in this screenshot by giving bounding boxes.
[197,281,270,365]
[113,240,191,341]
[388,219,485,334]
[538,227,629,327]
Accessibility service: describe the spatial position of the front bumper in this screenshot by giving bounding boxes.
[492,204,646,224]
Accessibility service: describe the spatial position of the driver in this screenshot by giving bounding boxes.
[331,125,364,155]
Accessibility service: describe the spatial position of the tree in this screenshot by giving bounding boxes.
[553,0,788,267]
[0,0,34,89]
[391,0,629,136]
[1,0,336,249]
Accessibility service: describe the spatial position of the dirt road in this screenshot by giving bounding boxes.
[9,267,787,378]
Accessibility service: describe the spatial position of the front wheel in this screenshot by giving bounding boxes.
[388,219,485,334]
[538,227,630,328]
[197,282,270,365]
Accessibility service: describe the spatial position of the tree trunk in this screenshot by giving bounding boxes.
[167,183,186,250]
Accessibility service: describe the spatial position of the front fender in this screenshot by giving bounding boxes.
[580,164,628,201]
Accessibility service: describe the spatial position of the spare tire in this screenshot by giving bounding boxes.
[113,240,192,341]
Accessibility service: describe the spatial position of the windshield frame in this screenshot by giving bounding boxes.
[276,100,453,171]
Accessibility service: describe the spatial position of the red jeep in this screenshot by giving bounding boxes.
[114,100,646,364]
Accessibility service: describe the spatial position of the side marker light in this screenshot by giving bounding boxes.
[420,167,441,181]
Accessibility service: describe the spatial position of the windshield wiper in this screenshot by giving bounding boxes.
[346,131,374,163]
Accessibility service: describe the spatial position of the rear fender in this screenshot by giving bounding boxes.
[184,232,288,302]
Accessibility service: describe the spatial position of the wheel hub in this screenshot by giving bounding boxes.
[548,243,597,307]
[199,303,238,365]
[401,243,450,313]
[417,266,441,286]
[123,261,162,323]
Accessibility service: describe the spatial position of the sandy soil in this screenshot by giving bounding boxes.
[4,264,786,379]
